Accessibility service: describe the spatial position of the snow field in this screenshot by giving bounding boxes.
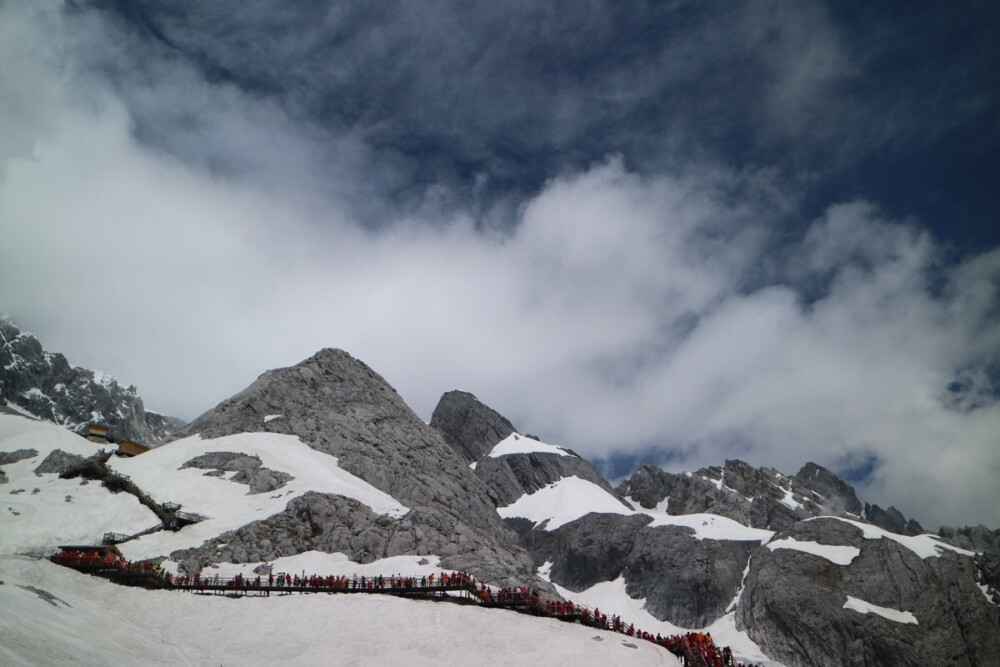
[0,556,680,667]
[0,415,158,555]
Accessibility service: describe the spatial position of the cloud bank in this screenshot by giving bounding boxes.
[1,1,998,529]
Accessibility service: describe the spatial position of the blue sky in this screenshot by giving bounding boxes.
[1,0,998,528]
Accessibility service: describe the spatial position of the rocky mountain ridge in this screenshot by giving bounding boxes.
[0,318,182,444]
[437,390,1000,667]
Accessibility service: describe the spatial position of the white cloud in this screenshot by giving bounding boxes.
[1,1,998,530]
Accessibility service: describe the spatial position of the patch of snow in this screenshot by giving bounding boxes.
[702,475,723,490]
[487,432,575,458]
[767,538,860,565]
[19,388,49,401]
[537,560,553,582]
[977,583,996,604]
[497,476,633,530]
[775,483,802,511]
[263,414,283,422]
[808,517,976,559]
[469,461,477,470]
[843,596,918,624]
[725,557,753,613]
[90,370,115,388]
[645,513,774,543]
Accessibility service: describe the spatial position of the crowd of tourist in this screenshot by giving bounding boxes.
[52,548,762,666]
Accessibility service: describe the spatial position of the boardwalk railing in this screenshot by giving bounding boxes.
[50,551,741,666]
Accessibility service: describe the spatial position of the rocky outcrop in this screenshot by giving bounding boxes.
[863,502,924,536]
[617,460,873,532]
[33,449,86,475]
[430,390,515,462]
[0,318,182,444]
[172,490,538,587]
[519,511,757,628]
[737,518,1000,667]
[475,445,624,508]
[173,349,541,589]
[429,392,625,508]
[180,452,293,494]
[0,449,38,465]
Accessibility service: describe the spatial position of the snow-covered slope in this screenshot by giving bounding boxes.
[0,415,156,554]
[0,557,679,667]
[0,412,682,666]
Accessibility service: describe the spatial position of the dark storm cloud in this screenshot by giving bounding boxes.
[77,0,999,241]
[2,1,999,529]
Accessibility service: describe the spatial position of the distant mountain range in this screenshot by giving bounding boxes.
[1,327,997,665]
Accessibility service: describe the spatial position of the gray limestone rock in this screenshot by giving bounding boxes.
[180,451,293,494]
[429,390,515,462]
[863,503,924,536]
[33,449,86,475]
[474,445,626,508]
[616,460,885,532]
[737,518,1000,667]
[172,348,540,588]
[0,449,38,465]
[0,318,183,444]
[520,511,759,628]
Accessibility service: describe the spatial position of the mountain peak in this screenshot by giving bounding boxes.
[430,390,516,462]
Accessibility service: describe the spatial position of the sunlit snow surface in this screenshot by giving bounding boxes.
[487,432,575,458]
[497,476,633,529]
[0,415,156,554]
[643,512,774,543]
[109,432,410,560]
[843,596,918,624]
[807,517,976,559]
[766,538,860,565]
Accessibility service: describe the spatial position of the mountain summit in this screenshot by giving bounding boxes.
[172,348,540,587]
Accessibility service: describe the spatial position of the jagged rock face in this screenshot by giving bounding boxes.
[737,518,1000,667]
[174,349,540,587]
[475,449,624,508]
[520,511,757,628]
[32,449,86,475]
[428,391,624,508]
[617,460,871,532]
[0,319,182,444]
[429,390,515,462]
[863,502,924,536]
[172,491,538,587]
